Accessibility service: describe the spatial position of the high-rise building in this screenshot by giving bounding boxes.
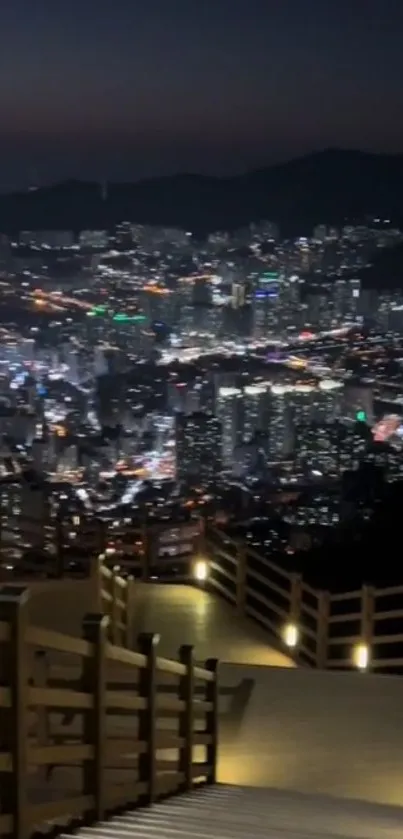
[316,380,343,423]
[175,413,221,485]
[290,385,316,428]
[268,385,293,459]
[252,273,280,339]
[346,279,361,322]
[94,347,108,377]
[332,278,360,322]
[216,387,243,467]
[231,282,246,309]
[243,385,268,441]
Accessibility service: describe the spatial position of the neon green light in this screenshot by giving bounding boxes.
[356,410,366,422]
[260,272,279,283]
[113,313,146,322]
[88,305,107,316]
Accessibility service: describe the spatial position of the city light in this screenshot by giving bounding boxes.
[113,313,146,322]
[0,207,398,690]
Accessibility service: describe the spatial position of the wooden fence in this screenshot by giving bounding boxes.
[204,525,403,672]
[0,519,199,583]
[97,521,201,580]
[0,585,218,839]
[92,555,134,647]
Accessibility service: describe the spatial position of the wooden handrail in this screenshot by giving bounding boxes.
[93,522,403,674]
[0,585,219,839]
[203,525,403,674]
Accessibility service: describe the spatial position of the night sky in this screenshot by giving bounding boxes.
[1,0,402,189]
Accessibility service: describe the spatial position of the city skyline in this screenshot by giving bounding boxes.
[1,0,403,189]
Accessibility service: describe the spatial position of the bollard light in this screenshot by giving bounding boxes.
[194,559,208,582]
[283,622,299,649]
[353,642,370,671]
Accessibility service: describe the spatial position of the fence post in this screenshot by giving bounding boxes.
[204,658,219,784]
[55,512,64,578]
[90,554,103,613]
[141,523,150,580]
[97,519,107,556]
[290,572,302,625]
[138,632,159,804]
[178,645,194,791]
[236,543,247,616]
[82,613,108,823]
[316,590,330,669]
[110,571,119,645]
[360,583,375,649]
[0,585,30,839]
[33,651,50,780]
[124,576,135,649]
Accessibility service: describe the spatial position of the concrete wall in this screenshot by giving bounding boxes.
[218,663,403,808]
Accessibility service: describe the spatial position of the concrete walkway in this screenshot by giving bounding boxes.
[21,579,292,668]
[131,583,294,667]
[218,664,403,807]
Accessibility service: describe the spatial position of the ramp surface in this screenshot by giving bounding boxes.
[218,663,403,808]
[132,583,293,666]
[72,784,403,839]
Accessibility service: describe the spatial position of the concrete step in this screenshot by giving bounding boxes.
[68,785,403,839]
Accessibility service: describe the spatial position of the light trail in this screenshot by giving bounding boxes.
[31,290,93,311]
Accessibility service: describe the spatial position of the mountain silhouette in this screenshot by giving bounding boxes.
[1,149,402,236]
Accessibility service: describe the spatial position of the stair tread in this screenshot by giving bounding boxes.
[68,785,403,839]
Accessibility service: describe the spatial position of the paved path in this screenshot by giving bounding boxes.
[131,583,294,667]
[23,579,293,668]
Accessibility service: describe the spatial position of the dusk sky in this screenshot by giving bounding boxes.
[1,0,402,189]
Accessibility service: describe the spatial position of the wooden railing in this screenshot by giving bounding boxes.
[0,521,201,584]
[204,525,403,673]
[0,585,218,839]
[92,555,134,647]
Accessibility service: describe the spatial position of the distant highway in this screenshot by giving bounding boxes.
[31,289,93,312]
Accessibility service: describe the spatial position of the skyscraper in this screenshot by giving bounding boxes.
[175,413,221,485]
[216,387,243,467]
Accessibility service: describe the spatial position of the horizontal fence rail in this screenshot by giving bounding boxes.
[204,524,403,674]
[0,585,218,839]
[0,520,201,584]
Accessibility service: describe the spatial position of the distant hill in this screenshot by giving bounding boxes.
[357,241,403,288]
[1,149,403,236]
